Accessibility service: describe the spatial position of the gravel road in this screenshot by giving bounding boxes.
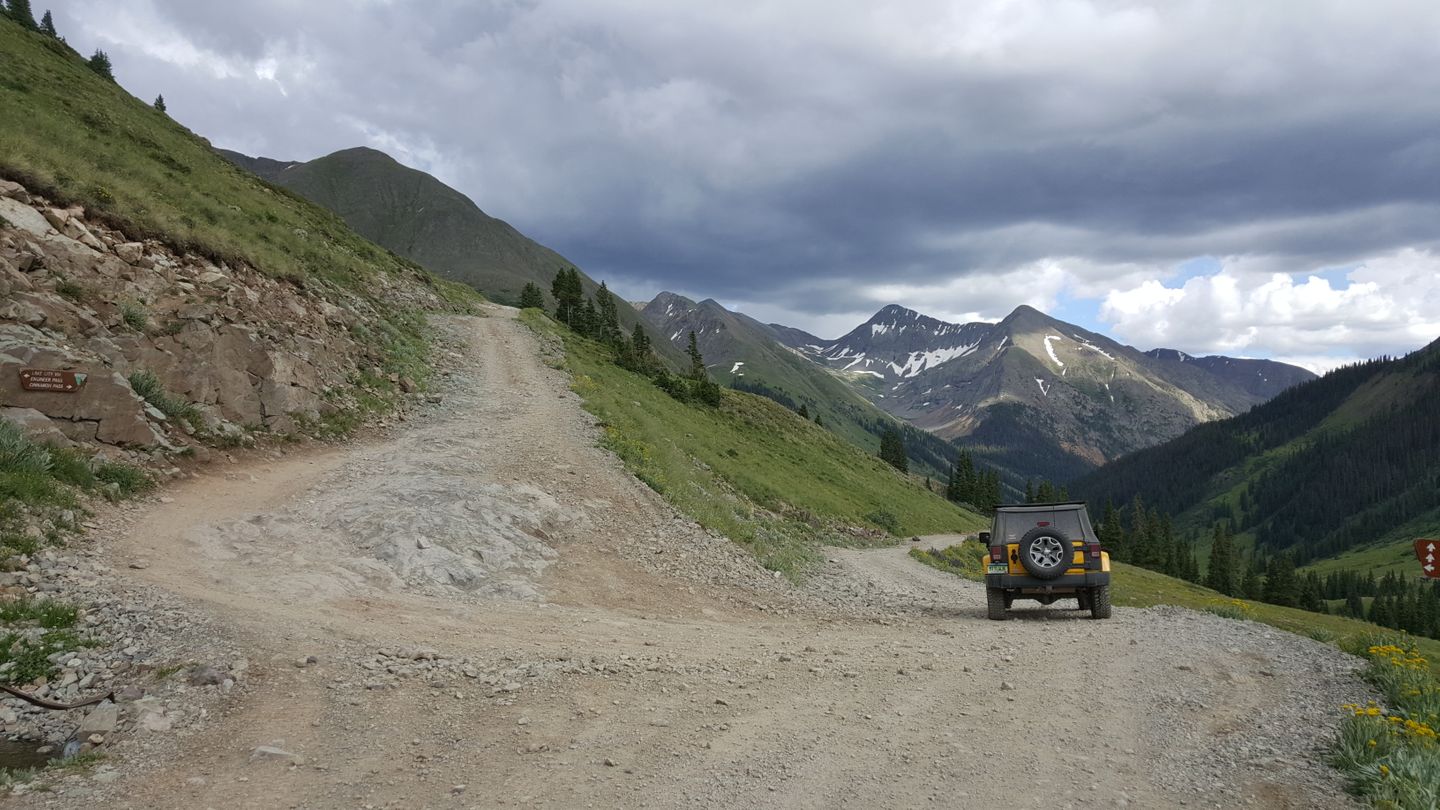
[6,308,1374,809]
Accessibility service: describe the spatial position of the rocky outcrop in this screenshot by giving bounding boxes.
[0,179,443,455]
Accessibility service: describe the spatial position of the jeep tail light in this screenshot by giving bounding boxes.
[1087,543,1101,559]
[1036,521,1050,527]
[989,546,1004,563]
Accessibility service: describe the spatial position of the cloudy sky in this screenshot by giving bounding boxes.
[51,0,1440,370]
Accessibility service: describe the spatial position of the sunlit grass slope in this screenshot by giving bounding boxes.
[524,310,986,578]
[0,18,472,306]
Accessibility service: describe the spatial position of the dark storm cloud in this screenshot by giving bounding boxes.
[50,0,1440,347]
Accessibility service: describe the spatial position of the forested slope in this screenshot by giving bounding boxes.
[1076,338,1440,565]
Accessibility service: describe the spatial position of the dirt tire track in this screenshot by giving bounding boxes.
[15,308,1371,809]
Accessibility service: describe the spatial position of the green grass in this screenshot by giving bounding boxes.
[118,300,147,331]
[52,276,87,302]
[1110,562,1440,673]
[0,598,78,629]
[0,597,85,687]
[909,540,988,581]
[127,370,201,430]
[0,421,150,558]
[524,310,985,578]
[0,19,419,292]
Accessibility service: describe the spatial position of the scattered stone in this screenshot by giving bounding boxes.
[250,745,304,765]
[187,665,227,686]
[75,702,119,737]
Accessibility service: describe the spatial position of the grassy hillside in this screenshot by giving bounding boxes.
[0,20,472,307]
[523,310,986,577]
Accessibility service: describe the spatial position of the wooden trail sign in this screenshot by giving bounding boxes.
[17,368,88,393]
[1418,539,1439,579]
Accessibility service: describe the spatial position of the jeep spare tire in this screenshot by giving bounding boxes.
[1018,526,1071,580]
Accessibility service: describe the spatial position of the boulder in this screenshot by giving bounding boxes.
[41,208,69,231]
[0,297,46,328]
[0,197,55,239]
[1,292,104,336]
[0,259,33,295]
[0,407,72,446]
[113,242,146,265]
[0,179,30,203]
[75,702,118,738]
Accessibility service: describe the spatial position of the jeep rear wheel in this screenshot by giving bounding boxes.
[1018,526,1071,580]
[1089,584,1112,619]
[987,587,1008,620]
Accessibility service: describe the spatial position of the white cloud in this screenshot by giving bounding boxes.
[1099,249,1440,366]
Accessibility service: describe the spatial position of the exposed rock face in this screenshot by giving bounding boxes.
[0,179,439,453]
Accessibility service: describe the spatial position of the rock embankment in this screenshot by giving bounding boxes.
[0,177,445,457]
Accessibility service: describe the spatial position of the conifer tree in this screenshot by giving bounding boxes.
[550,268,583,327]
[39,9,55,36]
[1205,522,1236,596]
[685,331,706,381]
[577,298,599,338]
[1035,480,1056,503]
[7,0,36,29]
[518,282,545,309]
[1024,480,1036,504]
[594,281,622,346]
[878,428,908,473]
[814,413,824,427]
[1262,553,1300,607]
[618,322,657,375]
[86,49,114,81]
[1240,567,1263,601]
[797,403,809,419]
[153,94,166,113]
[1099,502,1125,559]
[1128,496,1151,566]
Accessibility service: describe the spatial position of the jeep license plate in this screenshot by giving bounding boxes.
[987,564,1007,574]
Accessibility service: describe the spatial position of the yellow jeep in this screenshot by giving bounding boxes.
[980,502,1112,620]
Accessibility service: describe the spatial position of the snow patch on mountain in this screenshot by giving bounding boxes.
[889,343,981,378]
[1036,378,1051,396]
[730,361,745,374]
[1044,335,1065,368]
[1070,334,1115,360]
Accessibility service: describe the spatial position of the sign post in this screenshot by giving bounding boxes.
[17,368,88,393]
[1417,539,1439,579]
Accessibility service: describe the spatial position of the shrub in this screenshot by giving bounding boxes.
[865,509,900,534]
[119,300,147,331]
[128,369,201,429]
[53,276,87,302]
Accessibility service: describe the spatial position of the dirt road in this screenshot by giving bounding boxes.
[17,309,1370,808]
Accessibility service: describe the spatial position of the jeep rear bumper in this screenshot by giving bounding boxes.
[986,572,1111,590]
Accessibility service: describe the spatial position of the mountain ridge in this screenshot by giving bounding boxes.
[638,292,961,475]
[768,302,1316,482]
[216,146,673,359]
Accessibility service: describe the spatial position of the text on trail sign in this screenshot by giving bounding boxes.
[17,368,88,393]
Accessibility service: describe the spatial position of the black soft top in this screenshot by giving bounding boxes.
[994,502,1088,512]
